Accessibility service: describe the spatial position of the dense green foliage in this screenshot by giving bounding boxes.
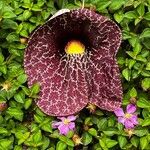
[0,0,150,149]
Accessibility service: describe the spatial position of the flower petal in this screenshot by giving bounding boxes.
[72,9,122,112]
[24,9,92,116]
[126,104,136,114]
[52,121,62,128]
[124,119,135,129]
[68,122,75,130]
[58,124,70,135]
[57,117,66,121]
[89,58,123,111]
[118,117,125,124]
[130,115,138,125]
[67,115,76,121]
[114,108,124,117]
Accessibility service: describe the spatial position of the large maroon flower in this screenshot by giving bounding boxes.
[24,8,123,116]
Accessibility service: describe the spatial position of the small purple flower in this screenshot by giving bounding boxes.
[114,104,138,129]
[52,115,76,135]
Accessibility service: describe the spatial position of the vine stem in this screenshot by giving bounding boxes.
[81,0,85,9]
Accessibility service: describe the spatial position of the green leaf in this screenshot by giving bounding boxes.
[0,52,4,64]
[146,62,150,71]
[118,136,127,149]
[16,132,30,145]
[137,3,145,16]
[17,74,27,84]
[126,51,136,59]
[33,130,42,144]
[14,92,25,103]
[141,70,150,77]
[0,65,7,74]
[97,1,111,11]
[130,87,137,97]
[128,59,136,69]
[6,32,19,42]
[0,127,8,134]
[135,17,142,25]
[30,83,40,96]
[108,117,115,127]
[140,28,150,39]
[59,135,74,147]
[22,87,30,95]
[24,98,32,109]
[3,10,16,18]
[41,123,52,133]
[23,0,31,4]
[20,29,28,38]
[131,136,139,148]
[140,136,148,150]
[141,78,150,91]
[109,0,125,11]
[36,108,46,116]
[134,128,149,137]
[56,141,67,150]
[133,41,142,56]
[144,12,150,20]
[114,11,124,23]
[105,138,118,148]
[41,137,50,150]
[88,128,97,137]
[34,114,44,123]
[1,19,18,29]
[23,10,32,20]
[97,118,108,130]
[0,139,12,149]
[14,145,22,150]
[32,4,42,11]
[137,97,150,108]
[7,107,23,121]
[142,38,150,49]
[122,68,130,81]
[136,55,147,62]
[99,139,108,150]
[124,11,137,19]
[82,132,92,146]
[142,118,150,127]
[103,128,118,136]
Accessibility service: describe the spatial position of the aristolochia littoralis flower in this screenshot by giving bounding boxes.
[24,8,123,116]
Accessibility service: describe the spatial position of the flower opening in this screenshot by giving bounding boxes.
[63,119,70,124]
[125,113,132,119]
[65,40,85,55]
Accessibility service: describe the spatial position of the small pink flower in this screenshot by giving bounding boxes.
[114,104,138,129]
[52,115,76,135]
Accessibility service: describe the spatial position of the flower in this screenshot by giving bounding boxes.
[20,38,27,44]
[0,102,7,112]
[124,128,134,138]
[24,8,123,116]
[129,97,137,104]
[72,134,82,145]
[52,115,76,135]
[1,81,11,91]
[114,104,138,129]
[86,103,96,113]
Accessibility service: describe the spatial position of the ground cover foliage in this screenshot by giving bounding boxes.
[0,0,150,149]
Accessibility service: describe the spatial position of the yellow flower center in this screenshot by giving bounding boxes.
[63,119,70,124]
[125,113,132,119]
[1,82,11,91]
[65,40,85,55]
